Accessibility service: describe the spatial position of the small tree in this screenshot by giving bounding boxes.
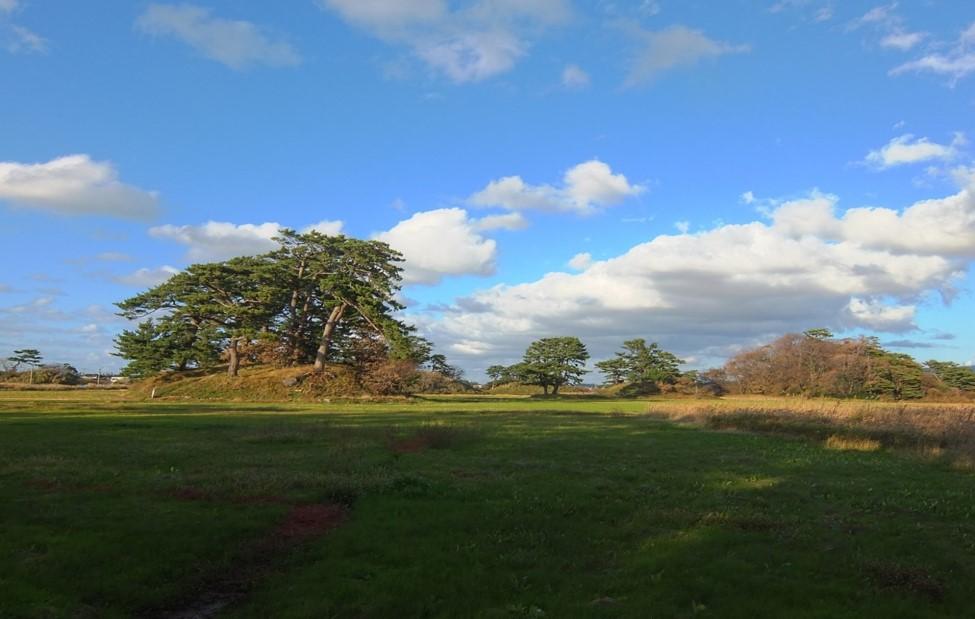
[427,354,463,380]
[925,360,975,392]
[595,357,628,385]
[521,337,589,395]
[8,349,43,384]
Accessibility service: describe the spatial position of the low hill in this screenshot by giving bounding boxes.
[129,364,472,401]
[130,365,365,402]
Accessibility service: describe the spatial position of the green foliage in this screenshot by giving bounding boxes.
[594,356,628,385]
[113,319,220,378]
[520,336,590,395]
[485,364,523,386]
[925,360,975,391]
[864,349,927,400]
[7,348,42,370]
[803,327,834,340]
[596,339,683,388]
[115,231,409,380]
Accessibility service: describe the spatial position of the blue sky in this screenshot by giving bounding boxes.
[2,0,974,377]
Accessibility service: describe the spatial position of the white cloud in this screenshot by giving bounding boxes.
[303,219,345,235]
[865,133,964,168]
[1,0,46,55]
[0,155,159,219]
[474,212,528,231]
[148,211,501,287]
[319,0,569,83]
[4,24,45,53]
[880,30,925,51]
[674,220,690,234]
[814,6,833,22]
[373,208,496,285]
[0,301,133,373]
[624,24,748,85]
[891,21,975,83]
[114,266,180,288]
[844,298,915,331]
[318,0,446,30]
[561,63,590,89]
[136,4,300,69]
[415,30,524,83]
[768,1,833,22]
[567,252,592,270]
[149,221,285,261]
[415,175,975,369]
[851,3,897,28]
[469,160,644,214]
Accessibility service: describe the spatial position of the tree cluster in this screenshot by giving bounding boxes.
[595,339,683,387]
[114,230,441,382]
[2,349,81,385]
[486,336,590,395]
[715,330,975,400]
[486,337,692,396]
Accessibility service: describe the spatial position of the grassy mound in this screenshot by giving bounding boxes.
[129,365,365,401]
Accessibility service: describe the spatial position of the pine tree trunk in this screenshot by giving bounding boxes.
[286,260,306,364]
[313,303,347,372]
[227,338,240,377]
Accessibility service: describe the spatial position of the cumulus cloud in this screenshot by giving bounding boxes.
[415,174,975,371]
[561,63,590,89]
[891,21,975,83]
[0,155,159,219]
[149,221,287,262]
[865,133,965,168]
[469,160,644,214]
[567,252,592,270]
[136,4,301,69]
[474,212,528,231]
[149,212,502,287]
[114,266,180,287]
[373,208,496,285]
[319,0,569,82]
[303,219,345,235]
[624,24,748,86]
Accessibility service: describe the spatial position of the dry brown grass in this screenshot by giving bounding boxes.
[825,435,881,452]
[645,396,975,464]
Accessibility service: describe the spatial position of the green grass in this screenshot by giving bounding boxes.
[2,393,975,617]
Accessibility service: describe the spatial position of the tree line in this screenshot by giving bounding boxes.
[2,349,82,385]
[111,229,974,401]
[711,329,975,400]
[488,330,974,401]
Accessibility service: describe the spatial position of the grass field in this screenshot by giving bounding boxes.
[2,392,975,618]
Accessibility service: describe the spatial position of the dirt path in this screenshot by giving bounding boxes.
[147,502,348,619]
